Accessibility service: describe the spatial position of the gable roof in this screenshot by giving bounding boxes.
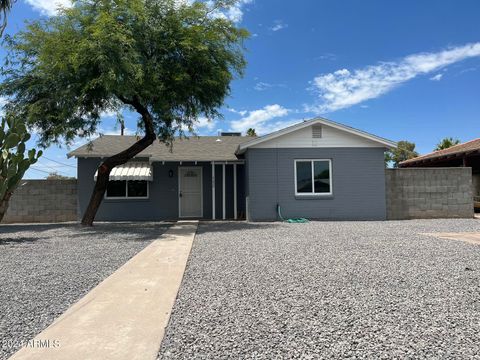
[67,135,249,162]
[68,117,397,162]
[400,138,480,167]
[236,118,397,154]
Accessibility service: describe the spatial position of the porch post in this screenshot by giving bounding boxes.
[233,164,238,220]
[222,163,226,220]
[211,162,215,220]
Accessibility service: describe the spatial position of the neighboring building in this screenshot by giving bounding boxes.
[399,139,480,209]
[68,118,397,221]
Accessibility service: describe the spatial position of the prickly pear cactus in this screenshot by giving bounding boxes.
[0,116,42,221]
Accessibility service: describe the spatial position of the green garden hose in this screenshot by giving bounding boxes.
[277,204,309,223]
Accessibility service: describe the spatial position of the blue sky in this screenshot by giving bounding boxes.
[3,0,480,178]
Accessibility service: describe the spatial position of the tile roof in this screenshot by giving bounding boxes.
[67,135,250,162]
[400,138,480,166]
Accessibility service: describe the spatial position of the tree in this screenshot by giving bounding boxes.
[46,172,75,180]
[0,116,42,221]
[246,128,257,137]
[1,0,248,225]
[0,0,15,37]
[385,140,419,168]
[435,137,460,151]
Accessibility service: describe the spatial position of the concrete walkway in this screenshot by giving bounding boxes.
[10,221,198,360]
[425,231,480,245]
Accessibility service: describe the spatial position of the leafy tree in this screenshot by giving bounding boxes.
[0,116,42,221]
[0,0,15,36]
[1,0,248,225]
[435,137,460,151]
[385,140,419,168]
[46,172,75,180]
[246,128,257,137]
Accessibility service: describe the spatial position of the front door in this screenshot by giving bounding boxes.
[179,167,203,218]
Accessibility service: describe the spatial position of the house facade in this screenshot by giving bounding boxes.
[69,118,397,221]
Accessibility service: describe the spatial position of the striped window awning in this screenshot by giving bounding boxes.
[94,162,153,181]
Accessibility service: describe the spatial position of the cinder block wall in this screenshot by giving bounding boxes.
[386,168,473,220]
[2,180,77,223]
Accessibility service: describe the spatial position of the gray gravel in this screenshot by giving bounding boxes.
[159,219,480,359]
[0,222,169,360]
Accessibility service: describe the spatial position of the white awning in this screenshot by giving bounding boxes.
[94,162,153,181]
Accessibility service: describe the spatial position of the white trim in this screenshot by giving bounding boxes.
[212,162,216,220]
[105,180,150,200]
[222,163,226,220]
[178,166,203,218]
[233,164,238,220]
[237,118,397,154]
[294,159,333,196]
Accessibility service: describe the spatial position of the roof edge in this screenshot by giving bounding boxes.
[400,138,480,166]
[236,117,397,154]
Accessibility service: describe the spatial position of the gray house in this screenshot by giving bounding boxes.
[68,118,397,221]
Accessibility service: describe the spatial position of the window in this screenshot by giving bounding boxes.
[295,160,332,195]
[106,180,149,199]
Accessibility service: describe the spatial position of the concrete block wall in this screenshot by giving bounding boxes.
[386,168,473,220]
[2,180,77,223]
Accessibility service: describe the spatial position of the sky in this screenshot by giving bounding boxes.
[2,0,480,178]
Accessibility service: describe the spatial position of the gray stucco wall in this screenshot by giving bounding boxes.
[386,168,473,220]
[78,158,244,221]
[2,180,77,223]
[245,148,387,221]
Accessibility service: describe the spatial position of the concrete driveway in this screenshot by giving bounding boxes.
[159,219,480,359]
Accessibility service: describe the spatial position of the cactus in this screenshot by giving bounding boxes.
[0,116,42,221]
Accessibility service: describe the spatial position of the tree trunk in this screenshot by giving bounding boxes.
[81,97,156,226]
[0,192,12,223]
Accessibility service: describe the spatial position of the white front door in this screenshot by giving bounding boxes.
[179,167,203,218]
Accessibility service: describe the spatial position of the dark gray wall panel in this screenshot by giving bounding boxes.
[78,158,244,221]
[245,148,387,221]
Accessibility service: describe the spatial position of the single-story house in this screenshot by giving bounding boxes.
[400,138,480,210]
[68,118,397,221]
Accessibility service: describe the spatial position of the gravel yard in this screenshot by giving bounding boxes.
[0,222,169,360]
[159,219,480,359]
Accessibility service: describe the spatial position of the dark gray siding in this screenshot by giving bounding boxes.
[245,148,387,221]
[78,158,245,221]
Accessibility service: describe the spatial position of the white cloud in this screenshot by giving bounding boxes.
[430,74,443,81]
[270,20,288,32]
[230,104,289,134]
[195,117,217,131]
[254,82,286,91]
[315,53,337,61]
[204,0,253,23]
[25,0,72,16]
[310,42,480,113]
[228,108,248,116]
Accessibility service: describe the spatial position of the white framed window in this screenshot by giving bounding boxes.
[294,159,332,196]
[105,180,149,199]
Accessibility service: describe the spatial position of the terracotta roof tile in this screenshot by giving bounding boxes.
[400,138,480,166]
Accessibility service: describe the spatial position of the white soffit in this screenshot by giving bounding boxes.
[94,162,153,181]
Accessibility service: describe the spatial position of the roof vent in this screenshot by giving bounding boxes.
[220,132,241,137]
[312,125,322,139]
[216,138,222,142]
